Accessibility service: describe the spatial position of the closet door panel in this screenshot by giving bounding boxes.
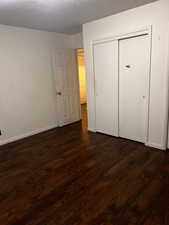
[119,35,150,143]
[93,41,118,136]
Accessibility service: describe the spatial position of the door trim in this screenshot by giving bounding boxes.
[166,23,169,149]
[92,26,152,145]
[93,26,151,45]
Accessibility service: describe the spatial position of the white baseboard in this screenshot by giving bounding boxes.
[145,142,167,151]
[1,125,166,152]
[88,127,96,133]
[87,131,167,151]
[0,124,58,146]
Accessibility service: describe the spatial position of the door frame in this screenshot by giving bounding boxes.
[92,25,152,145]
[74,48,82,122]
[76,48,86,120]
[166,23,169,149]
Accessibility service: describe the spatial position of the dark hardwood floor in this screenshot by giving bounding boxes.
[0,104,169,225]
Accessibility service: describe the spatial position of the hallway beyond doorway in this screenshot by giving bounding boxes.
[77,49,87,105]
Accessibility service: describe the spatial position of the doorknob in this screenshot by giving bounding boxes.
[57,92,62,96]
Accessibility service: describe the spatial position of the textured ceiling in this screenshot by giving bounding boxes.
[0,0,157,34]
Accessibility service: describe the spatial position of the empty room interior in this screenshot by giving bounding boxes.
[0,0,169,224]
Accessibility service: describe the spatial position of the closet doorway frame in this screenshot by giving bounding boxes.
[92,25,152,145]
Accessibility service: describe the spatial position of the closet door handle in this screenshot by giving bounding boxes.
[125,65,131,68]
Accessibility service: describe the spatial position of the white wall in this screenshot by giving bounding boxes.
[71,33,83,49]
[0,24,74,145]
[83,0,169,150]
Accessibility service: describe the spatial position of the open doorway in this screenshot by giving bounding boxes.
[76,49,88,129]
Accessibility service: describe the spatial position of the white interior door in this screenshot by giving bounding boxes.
[53,49,81,127]
[119,35,150,143]
[93,40,118,136]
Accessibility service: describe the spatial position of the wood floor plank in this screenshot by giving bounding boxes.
[0,104,168,225]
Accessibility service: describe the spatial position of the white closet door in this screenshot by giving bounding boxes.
[119,35,150,143]
[93,41,118,136]
[53,49,81,127]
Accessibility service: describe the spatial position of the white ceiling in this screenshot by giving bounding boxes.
[0,0,157,34]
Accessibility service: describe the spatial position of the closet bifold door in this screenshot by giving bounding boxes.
[93,40,119,137]
[119,34,150,143]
